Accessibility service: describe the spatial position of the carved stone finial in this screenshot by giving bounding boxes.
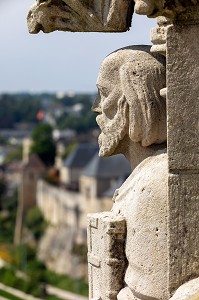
[27,0,134,33]
[134,0,199,19]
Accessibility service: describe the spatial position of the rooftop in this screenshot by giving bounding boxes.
[64,143,98,169]
[82,153,131,179]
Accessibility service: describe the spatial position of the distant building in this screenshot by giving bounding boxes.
[80,153,131,199]
[22,138,32,164]
[36,144,131,277]
[15,154,46,245]
[60,143,98,190]
[0,129,32,144]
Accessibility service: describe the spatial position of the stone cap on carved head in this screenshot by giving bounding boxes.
[27,0,134,33]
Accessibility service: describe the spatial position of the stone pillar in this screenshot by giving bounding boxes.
[166,7,199,294]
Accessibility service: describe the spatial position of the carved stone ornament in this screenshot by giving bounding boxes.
[89,46,168,300]
[27,0,134,33]
[134,0,199,19]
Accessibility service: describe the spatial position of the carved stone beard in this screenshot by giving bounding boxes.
[96,96,128,157]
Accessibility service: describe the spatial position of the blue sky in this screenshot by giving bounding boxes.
[0,0,156,93]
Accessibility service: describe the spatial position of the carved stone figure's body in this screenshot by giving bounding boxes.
[91,46,168,299]
[113,153,168,299]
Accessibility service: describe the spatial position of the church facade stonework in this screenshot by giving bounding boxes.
[27,1,199,299]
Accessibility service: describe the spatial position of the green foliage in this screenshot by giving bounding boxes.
[0,92,97,137]
[0,286,63,300]
[31,124,56,166]
[1,188,18,211]
[0,266,43,297]
[0,135,6,145]
[0,267,21,287]
[0,189,17,243]
[56,94,97,133]
[0,249,88,298]
[0,289,24,300]
[4,146,22,164]
[57,111,97,133]
[45,295,63,300]
[0,94,40,128]
[63,142,77,159]
[45,270,88,296]
[24,207,47,241]
[0,177,6,204]
[56,93,93,108]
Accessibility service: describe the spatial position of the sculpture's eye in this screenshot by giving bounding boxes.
[98,86,109,98]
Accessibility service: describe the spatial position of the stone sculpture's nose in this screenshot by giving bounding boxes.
[92,94,102,113]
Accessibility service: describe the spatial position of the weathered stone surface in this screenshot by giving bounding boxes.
[93,45,166,157]
[168,174,199,294]
[134,0,199,19]
[150,17,171,56]
[38,225,87,278]
[150,25,167,56]
[167,24,199,171]
[169,278,199,300]
[87,212,126,300]
[115,153,169,300]
[88,46,168,300]
[27,0,134,33]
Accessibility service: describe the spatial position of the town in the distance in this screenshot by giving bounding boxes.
[0,92,130,300]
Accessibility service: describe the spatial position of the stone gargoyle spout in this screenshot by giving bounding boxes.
[27,0,134,33]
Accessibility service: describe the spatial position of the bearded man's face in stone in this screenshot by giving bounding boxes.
[93,59,128,157]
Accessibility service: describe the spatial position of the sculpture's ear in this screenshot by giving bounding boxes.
[119,62,143,143]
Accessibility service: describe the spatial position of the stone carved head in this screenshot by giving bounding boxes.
[27,0,134,33]
[93,46,166,157]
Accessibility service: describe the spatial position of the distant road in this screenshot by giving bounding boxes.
[0,282,88,300]
[46,285,88,300]
[0,296,8,300]
[0,282,42,300]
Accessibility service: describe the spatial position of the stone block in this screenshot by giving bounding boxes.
[167,24,199,171]
[168,174,199,293]
[87,212,126,300]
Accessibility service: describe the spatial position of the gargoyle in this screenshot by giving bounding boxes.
[27,0,134,33]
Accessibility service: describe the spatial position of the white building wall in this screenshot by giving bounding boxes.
[37,179,113,241]
[37,180,82,227]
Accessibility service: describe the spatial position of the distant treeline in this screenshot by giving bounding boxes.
[0,93,97,133]
[0,94,40,128]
